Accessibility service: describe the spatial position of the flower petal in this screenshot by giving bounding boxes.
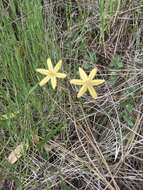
[47,58,53,71]
[89,68,97,80]
[77,85,87,98]
[39,76,50,86]
[79,67,88,80]
[51,77,57,89]
[88,86,97,98]
[91,79,105,86]
[70,79,84,85]
[54,60,62,72]
[56,72,67,78]
[36,69,48,75]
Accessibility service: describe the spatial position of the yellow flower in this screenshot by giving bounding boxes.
[70,67,105,98]
[36,58,66,89]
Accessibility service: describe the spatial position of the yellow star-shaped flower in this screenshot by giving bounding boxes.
[36,58,67,89]
[70,67,105,98]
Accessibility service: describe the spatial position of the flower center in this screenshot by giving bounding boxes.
[48,70,56,77]
[85,79,92,86]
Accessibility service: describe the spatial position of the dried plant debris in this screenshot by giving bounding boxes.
[7,143,29,164]
[1,0,143,190]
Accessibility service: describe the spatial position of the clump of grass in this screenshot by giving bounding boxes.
[0,0,67,188]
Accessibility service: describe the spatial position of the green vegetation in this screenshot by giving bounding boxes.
[0,0,143,189]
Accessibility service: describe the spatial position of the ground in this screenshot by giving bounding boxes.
[0,0,143,190]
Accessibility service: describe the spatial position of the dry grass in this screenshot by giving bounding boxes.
[24,0,143,189]
[0,0,143,189]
